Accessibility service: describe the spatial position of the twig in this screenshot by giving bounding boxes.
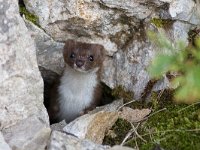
[178,101,200,112]
[117,99,136,111]
[120,129,134,146]
[130,123,147,143]
[134,134,139,150]
[120,123,140,146]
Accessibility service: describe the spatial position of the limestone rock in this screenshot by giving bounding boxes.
[51,120,67,132]
[0,0,50,149]
[97,0,165,19]
[0,132,11,150]
[109,145,135,150]
[89,99,123,113]
[120,107,151,123]
[3,116,51,150]
[25,19,65,74]
[23,0,200,100]
[109,38,154,99]
[168,0,197,24]
[0,0,49,130]
[48,131,135,150]
[63,100,122,144]
[48,131,110,150]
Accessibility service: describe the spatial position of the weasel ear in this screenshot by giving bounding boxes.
[95,44,105,62]
[63,39,76,58]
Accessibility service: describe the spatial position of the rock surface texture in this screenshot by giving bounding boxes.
[48,131,110,150]
[0,132,11,150]
[48,131,135,150]
[0,0,50,149]
[63,100,122,144]
[24,0,200,99]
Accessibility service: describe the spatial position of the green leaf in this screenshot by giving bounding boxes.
[148,54,175,78]
[174,67,200,103]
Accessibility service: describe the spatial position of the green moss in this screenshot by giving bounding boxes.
[111,85,134,103]
[103,118,132,146]
[19,5,39,26]
[150,18,174,29]
[132,101,200,150]
[103,90,200,149]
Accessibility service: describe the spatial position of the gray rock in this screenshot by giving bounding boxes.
[48,131,110,150]
[89,99,123,113]
[3,116,51,150]
[25,19,65,74]
[0,0,49,129]
[23,0,200,100]
[48,131,135,150]
[0,0,50,149]
[48,131,136,150]
[168,0,199,24]
[63,100,122,144]
[97,0,165,19]
[51,120,67,132]
[109,145,135,150]
[170,21,191,44]
[0,132,11,150]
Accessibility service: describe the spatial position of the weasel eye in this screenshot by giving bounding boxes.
[70,53,75,59]
[89,55,94,61]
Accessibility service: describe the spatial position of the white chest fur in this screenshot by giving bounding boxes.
[58,65,98,122]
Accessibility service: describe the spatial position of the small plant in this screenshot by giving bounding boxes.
[19,4,40,27]
[148,31,200,103]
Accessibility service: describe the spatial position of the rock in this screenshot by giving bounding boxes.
[51,120,67,131]
[109,145,135,150]
[0,132,11,150]
[21,0,159,99]
[23,0,166,56]
[152,75,170,91]
[0,0,49,129]
[3,116,51,150]
[111,37,154,99]
[48,131,110,150]
[89,99,123,113]
[160,0,200,24]
[48,131,135,150]
[23,0,200,100]
[97,0,165,19]
[63,100,122,144]
[168,0,196,23]
[25,19,65,74]
[120,107,151,123]
[171,21,191,44]
[0,0,50,149]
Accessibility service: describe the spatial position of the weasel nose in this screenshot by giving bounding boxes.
[76,60,84,68]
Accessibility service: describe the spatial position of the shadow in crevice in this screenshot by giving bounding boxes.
[39,66,60,110]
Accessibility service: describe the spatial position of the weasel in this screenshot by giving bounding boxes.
[47,39,105,123]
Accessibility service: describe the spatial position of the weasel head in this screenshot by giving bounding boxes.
[63,39,105,73]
